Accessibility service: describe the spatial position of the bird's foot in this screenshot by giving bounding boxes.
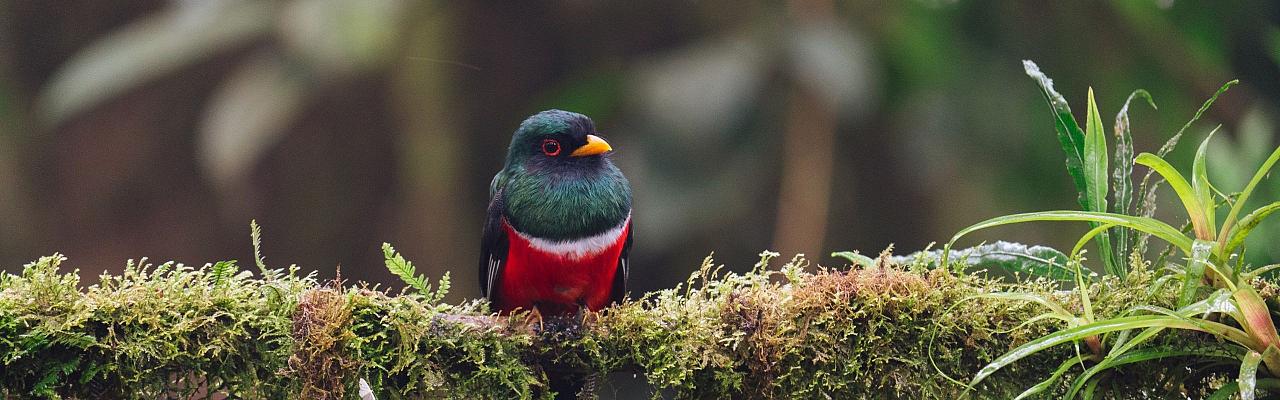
[523,307,545,332]
[575,304,597,327]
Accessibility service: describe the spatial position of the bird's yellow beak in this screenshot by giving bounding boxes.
[570,134,613,157]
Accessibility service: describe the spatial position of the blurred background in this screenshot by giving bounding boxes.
[1,1,1279,302]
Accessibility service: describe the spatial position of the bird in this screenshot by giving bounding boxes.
[479,109,632,318]
[479,110,632,399]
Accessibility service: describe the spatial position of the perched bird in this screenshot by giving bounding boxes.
[480,109,632,317]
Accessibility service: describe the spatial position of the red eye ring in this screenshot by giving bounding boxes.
[541,139,562,156]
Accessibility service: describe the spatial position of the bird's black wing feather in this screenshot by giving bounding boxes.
[479,189,509,306]
[610,221,632,305]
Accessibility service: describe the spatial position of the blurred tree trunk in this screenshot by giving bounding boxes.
[773,88,836,259]
[773,0,837,259]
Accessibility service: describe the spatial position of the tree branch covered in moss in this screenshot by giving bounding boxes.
[0,250,1250,399]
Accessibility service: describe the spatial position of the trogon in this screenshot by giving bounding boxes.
[480,109,632,318]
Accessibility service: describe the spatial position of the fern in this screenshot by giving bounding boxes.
[381,243,449,304]
[382,243,423,290]
[250,220,268,275]
[208,260,237,287]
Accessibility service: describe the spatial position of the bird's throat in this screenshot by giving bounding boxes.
[502,163,631,241]
[508,214,630,260]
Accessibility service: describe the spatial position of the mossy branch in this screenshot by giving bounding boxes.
[0,250,1250,399]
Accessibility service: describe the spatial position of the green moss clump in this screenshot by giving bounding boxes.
[1,255,305,399]
[0,250,1249,399]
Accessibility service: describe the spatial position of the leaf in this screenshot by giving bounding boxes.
[1219,145,1280,248]
[1225,201,1280,259]
[955,242,1074,280]
[1084,88,1120,277]
[1178,240,1213,308]
[1072,223,1117,257]
[1014,353,1092,400]
[970,292,1073,320]
[208,260,237,287]
[1067,347,1237,399]
[977,246,1074,280]
[36,1,275,123]
[250,220,267,275]
[1080,379,1101,400]
[1245,262,1280,281]
[1084,89,1109,214]
[1263,347,1280,387]
[382,243,428,293]
[1184,288,1240,318]
[1156,80,1238,158]
[1233,286,1280,351]
[890,241,1073,280]
[1136,153,1211,239]
[1023,60,1091,212]
[969,314,1213,387]
[1111,89,1156,273]
[1206,382,1240,400]
[945,211,1193,266]
[382,242,449,303]
[1192,131,1219,239]
[1241,350,1263,400]
[1135,80,1237,251]
[831,251,876,268]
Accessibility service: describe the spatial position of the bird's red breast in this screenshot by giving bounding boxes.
[496,217,630,315]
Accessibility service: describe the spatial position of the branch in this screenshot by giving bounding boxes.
[0,252,1241,399]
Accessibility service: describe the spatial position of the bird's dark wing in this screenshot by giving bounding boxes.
[479,188,509,305]
[611,220,632,305]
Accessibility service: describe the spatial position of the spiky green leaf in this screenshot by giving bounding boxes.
[970,315,1208,387]
[945,211,1193,264]
[1178,240,1214,308]
[1023,60,1091,212]
[1015,354,1092,400]
[1226,201,1280,262]
[1219,145,1280,248]
[1135,80,1236,251]
[1068,347,1237,399]
[955,242,1074,280]
[1111,89,1156,274]
[1241,350,1263,400]
[1083,88,1120,277]
[1192,132,1218,238]
[1136,153,1211,239]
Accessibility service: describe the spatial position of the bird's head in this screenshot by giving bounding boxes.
[504,110,613,173]
[497,110,631,239]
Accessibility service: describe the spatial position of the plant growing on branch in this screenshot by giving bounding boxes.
[945,61,1280,399]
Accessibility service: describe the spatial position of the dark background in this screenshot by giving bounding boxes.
[1,1,1279,303]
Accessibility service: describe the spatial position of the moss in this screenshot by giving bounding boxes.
[0,250,1255,399]
[287,287,357,399]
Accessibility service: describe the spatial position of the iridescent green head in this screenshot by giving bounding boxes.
[494,110,631,241]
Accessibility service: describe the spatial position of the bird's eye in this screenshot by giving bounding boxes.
[541,139,562,156]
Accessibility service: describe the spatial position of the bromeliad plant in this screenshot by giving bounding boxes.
[943,61,1280,398]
